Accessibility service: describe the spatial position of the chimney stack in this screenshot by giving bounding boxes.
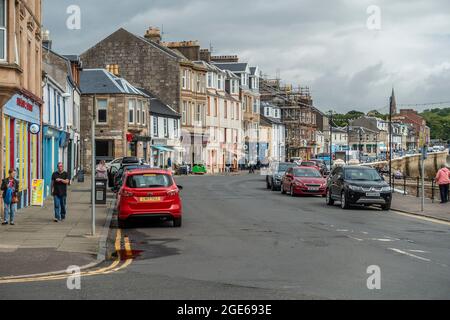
[200,49,211,62]
[144,27,161,43]
[210,55,239,63]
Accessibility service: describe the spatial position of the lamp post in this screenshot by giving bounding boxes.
[329,111,333,168]
[91,96,96,236]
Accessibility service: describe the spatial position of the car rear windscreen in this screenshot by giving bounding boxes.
[278,163,295,172]
[345,168,382,181]
[127,174,173,188]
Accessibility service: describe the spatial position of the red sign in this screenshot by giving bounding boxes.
[126,133,134,142]
[17,97,33,112]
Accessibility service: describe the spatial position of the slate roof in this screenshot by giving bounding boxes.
[138,88,181,119]
[80,69,148,96]
[213,62,248,73]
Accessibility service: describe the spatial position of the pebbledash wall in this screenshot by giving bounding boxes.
[2,94,41,209]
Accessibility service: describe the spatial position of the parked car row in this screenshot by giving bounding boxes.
[265,161,393,211]
[106,157,184,228]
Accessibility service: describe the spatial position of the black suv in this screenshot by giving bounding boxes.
[266,162,297,191]
[326,166,392,210]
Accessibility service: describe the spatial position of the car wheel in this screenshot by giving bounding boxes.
[326,189,335,206]
[381,203,391,211]
[271,183,277,191]
[281,184,286,194]
[341,191,350,210]
[173,217,182,228]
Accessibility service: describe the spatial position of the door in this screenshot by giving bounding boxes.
[331,167,344,198]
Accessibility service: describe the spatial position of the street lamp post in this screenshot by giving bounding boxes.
[91,96,96,236]
[329,111,333,168]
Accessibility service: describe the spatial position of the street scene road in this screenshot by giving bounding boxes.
[1,174,449,300]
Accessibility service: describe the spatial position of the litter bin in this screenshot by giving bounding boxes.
[77,170,85,183]
[95,179,108,205]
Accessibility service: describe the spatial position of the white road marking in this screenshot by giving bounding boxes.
[369,238,396,242]
[407,250,428,254]
[388,248,431,262]
[348,236,364,241]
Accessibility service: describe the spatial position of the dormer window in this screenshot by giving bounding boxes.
[217,74,223,90]
[207,72,213,88]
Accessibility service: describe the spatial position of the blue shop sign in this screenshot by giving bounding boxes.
[4,94,40,123]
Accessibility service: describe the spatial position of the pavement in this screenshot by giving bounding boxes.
[1,174,449,300]
[392,194,450,222]
[0,177,114,277]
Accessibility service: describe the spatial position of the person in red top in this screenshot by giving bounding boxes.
[435,164,450,204]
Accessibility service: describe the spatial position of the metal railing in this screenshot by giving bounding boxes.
[390,174,449,202]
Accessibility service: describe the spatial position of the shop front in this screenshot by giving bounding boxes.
[151,145,174,169]
[42,126,67,198]
[2,94,42,209]
[127,133,151,161]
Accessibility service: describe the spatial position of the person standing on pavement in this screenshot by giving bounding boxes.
[435,164,450,204]
[52,163,70,222]
[1,169,19,226]
[95,160,108,179]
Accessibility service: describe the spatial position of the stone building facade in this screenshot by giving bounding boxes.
[80,27,181,112]
[80,69,150,173]
[1,0,43,208]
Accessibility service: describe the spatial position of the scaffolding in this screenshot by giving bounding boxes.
[260,78,318,160]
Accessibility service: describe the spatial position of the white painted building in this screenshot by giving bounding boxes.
[261,102,285,162]
[42,48,82,198]
[144,91,182,168]
[196,61,243,173]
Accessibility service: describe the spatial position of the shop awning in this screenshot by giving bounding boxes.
[152,146,174,152]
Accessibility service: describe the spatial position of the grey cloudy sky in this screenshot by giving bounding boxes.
[42,0,450,113]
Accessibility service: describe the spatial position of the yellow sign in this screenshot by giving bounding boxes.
[31,179,45,206]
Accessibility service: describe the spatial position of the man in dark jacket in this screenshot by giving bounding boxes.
[1,169,19,226]
[52,162,70,222]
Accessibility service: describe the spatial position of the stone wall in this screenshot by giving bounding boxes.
[80,28,181,112]
[369,151,448,178]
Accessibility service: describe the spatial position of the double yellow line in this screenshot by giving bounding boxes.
[0,229,133,284]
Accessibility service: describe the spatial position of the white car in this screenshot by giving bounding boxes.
[106,158,124,171]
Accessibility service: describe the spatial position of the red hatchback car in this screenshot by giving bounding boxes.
[281,166,327,197]
[117,169,183,228]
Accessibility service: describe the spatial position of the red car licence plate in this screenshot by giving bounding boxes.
[139,197,161,203]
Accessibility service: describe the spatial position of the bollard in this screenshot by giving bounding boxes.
[431,179,435,203]
[416,177,420,198]
[403,175,407,195]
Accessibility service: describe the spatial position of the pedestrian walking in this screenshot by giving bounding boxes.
[435,164,450,204]
[52,162,70,222]
[1,169,19,226]
[96,160,108,179]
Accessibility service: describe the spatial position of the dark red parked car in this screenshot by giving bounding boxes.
[116,169,183,228]
[281,166,327,197]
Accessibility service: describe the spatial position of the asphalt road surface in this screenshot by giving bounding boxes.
[1,174,450,300]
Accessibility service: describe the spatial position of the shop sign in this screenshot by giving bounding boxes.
[17,97,33,111]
